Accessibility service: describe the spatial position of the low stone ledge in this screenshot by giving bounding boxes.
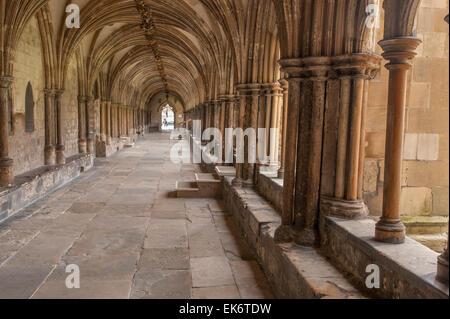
[256,171,283,213]
[0,154,94,224]
[322,217,449,299]
[222,177,365,299]
[96,139,125,157]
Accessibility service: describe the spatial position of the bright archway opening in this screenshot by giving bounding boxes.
[161,104,175,131]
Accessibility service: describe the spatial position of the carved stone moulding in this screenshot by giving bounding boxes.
[320,196,369,220]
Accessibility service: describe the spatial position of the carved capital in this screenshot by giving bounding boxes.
[0,76,14,88]
[379,37,422,69]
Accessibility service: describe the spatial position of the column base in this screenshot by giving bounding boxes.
[320,196,369,219]
[106,136,112,145]
[436,253,449,285]
[375,218,406,244]
[274,224,317,246]
[0,157,14,187]
[56,145,66,165]
[78,140,87,154]
[277,168,285,179]
[44,146,56,166]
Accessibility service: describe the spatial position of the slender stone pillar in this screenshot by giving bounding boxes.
[77,96,87,153]
[99,101,105,142]
[126,107,130,136]
[86,96,95,154]
[0,76,14,186]
[233,84,260,187]
[437,15,449,286]
[269,84,282,169]
[44,89,56,165]
[106,102,111,145]
[275,75,301,243]
[55,90,65,165]
[375,37,422,244]
[278,80,288,178]
[118,105,122,137]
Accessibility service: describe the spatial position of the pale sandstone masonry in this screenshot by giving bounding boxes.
[364,0,449,217]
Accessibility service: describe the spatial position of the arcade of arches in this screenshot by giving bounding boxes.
[0,0,448,299]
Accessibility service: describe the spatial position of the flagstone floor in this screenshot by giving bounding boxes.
[0,133,273,299]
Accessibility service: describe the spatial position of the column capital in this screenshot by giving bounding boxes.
[0,76,14,88]
[280,56,331,81]
[44,88,58,96]
[218,95,235,103]
[236,83,261,95]
[379,36,422,69]
[278,79,289,91]
[331,53,382,79]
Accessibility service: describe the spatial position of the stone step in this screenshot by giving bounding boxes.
[402,216,449,235]
[408,233,448,253]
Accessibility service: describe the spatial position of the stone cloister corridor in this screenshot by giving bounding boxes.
[0,0,449,301]
[0,133,273,299]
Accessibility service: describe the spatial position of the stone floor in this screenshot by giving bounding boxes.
[0,133,273,299]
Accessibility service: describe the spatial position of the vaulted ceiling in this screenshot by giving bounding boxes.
[33,0,280,111]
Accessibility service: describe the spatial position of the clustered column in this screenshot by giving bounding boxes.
[275,54,380,246]
[278,79,288,178]
[0,76,14,187]
[77,96,87,153]
[233,84,260,187]
[55,90,65,164]
[320,54,380,220]
[44,89,56,165]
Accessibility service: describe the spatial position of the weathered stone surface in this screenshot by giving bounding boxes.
[191,256,235,288]
[0,265,54,299]
[138,248,190,270]
[0,134,272,299]
[131,270,191,299]
[144,219,188,249]
[188,221,224,258]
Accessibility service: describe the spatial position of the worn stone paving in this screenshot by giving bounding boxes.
[0,133,273,299]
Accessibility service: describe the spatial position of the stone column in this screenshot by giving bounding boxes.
[0,76,14,186]
[233,84,260,187]
[375,37,422,244]
[436,15,449,286]
[99,101,105,142]
[77,96,87,153]
[55,90,65,165]
[106,102,111,145]
[126,107,129,136]
[278,80,288,178]
[275,75,300,242]
[118,105,122,137]
[86,96,95,154]
[269,83,283,169]
[44,89,56,165]
[320,54,380,219]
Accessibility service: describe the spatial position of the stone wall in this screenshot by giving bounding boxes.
[62,57,80,159]
[364,0,449,217]
[8,16,45,176]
